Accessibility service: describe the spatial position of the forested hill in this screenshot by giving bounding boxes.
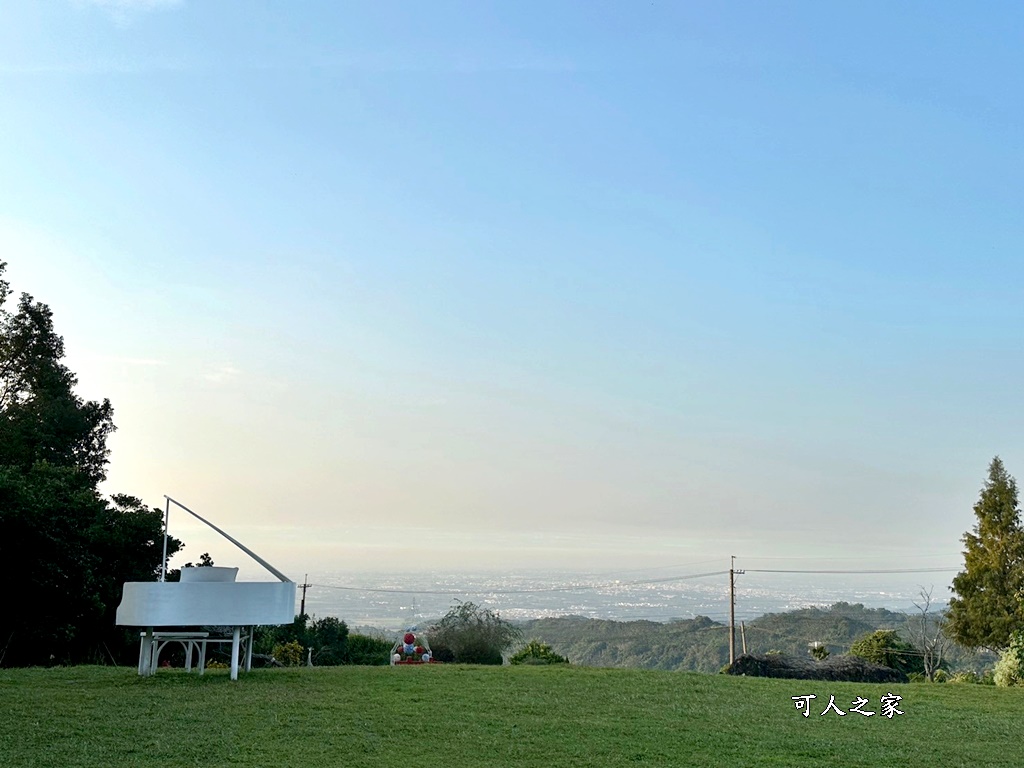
[518,603,976,674]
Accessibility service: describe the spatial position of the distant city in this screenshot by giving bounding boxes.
[301,570,953,631]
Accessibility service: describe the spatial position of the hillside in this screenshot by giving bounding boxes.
[519,602,995,673]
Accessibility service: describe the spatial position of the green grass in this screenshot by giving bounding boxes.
[2,665,1022,767]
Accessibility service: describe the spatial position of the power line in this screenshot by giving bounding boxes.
[737,557,958,561]
[744,567,957,574]
[310,569,729,596]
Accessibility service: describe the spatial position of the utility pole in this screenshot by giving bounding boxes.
[729,556,745,665]
[299,574,312,618]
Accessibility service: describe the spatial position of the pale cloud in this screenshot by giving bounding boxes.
[204,363,240,384]
[76,0,183,10]
[98,356,169,367]
[74,0,183,26]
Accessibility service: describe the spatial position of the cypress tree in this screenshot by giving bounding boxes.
[946,457,1024,651]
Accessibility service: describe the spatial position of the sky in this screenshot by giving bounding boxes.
[1,1,1022,585]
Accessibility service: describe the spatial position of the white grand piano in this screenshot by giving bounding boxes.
[116,497,297,680]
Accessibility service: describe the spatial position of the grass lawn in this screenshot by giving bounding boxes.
[2,665,1022,767]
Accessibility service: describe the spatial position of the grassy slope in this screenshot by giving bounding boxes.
[2,666,1022,768]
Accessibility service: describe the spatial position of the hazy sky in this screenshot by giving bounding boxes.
[2,1,1021,582]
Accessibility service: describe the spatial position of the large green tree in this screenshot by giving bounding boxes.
[946,457,1024,651]
[0,263,180,666]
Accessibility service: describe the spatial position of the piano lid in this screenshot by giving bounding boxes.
[161,496,292,584]
[116,496,297,627]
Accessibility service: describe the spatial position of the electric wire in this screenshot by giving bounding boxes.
[310,569,730,596]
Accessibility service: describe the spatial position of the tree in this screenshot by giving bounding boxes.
[946,457,1024,651]
[848,630,924,677]
[0,263,180,666]
[166,552,215,582]
[252,614,350,666]
[428,601,522,665]
[905,587,950,682]
[0,285,114,485]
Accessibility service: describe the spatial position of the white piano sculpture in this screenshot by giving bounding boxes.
[116,496,297,680]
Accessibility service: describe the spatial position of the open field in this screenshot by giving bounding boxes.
[2,665,1022,767]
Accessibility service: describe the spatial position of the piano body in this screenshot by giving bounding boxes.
[116,497,297,680]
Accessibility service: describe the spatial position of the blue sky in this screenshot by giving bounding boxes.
[2,1,1022,581]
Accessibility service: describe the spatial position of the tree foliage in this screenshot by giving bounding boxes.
[946,457,1024,651]
[428,601,522,665]
[253,614,352,666]
[510,639,569,665]
[346,633,393,666]
[0,284,114,486]
[848,630,924,676]
[0,263,180,666]
[993,631,1024,687]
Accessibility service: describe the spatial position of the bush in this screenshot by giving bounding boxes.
[272,640,304,667]
[848,630,924,676]
[993,631,1024,687]
[809,643,830,661]
[510,640,569,665]
[255,614,350,666]
[308,616,348,665]
[347,633,392,665]
[428,601,522,665]
[949,671,979,684]
[725,653,907,683]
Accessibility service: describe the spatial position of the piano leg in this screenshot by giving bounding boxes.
[139,628,154,676]
[244,627,254,672]
[230,626,240,681]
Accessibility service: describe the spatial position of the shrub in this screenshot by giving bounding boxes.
[725,653,907,683]
[510,640,569,665]
[347,633,392,665]
[949,671,979,684]
[428,601,522,665]
[809,643,830,661]
[255,614,350,666]
[308,616,348,665]
[993,631,1024,687]
[273,640,304,667]
[848,630,924,676]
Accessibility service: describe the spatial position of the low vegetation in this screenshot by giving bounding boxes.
[249,614,392,666]
[509,639,570,665]
[427,601,522,664]
[725,652,907,683]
